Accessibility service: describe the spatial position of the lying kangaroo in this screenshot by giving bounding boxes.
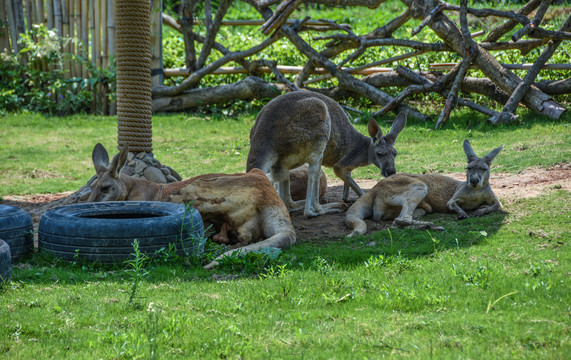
[88,143,296,269]
[247,91,406,218]
[346,140,503,236]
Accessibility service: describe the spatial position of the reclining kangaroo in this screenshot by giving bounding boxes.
[346,140,503,236]
[246,91,406,218]
[87,143,296,269]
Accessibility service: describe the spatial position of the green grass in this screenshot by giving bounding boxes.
[1,1,570,357]
[0,191,569,358]
[1,108,569,196]
[1,107,570,358]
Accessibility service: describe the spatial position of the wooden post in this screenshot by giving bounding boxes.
[73,0,80,77]
[36,0,44,25]
[47,0,54,30]
[24,0,33,32]
[101,0,108,114]
[107,0,116,115]
[5,0,26,54]
[0,0,11,53]
[81,0,88,78]
[151,0,163,88]
[68,0,75,78]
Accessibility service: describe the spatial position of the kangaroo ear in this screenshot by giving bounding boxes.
[92,143,110,176]
[483,145,503,164]
[463,140,479,163]
[384,112,406,145]
[368,118,383,142]
[109,143,129,178]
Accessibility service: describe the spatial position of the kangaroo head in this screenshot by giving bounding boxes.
[87,143,129,202]
[463,140,503,189]
[367,112,407,177]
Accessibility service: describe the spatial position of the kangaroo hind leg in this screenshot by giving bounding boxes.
[392,182,443,231]
[272,164,305,212]
[304,162,343,218]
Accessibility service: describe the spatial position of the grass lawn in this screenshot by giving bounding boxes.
[0,109,570,358]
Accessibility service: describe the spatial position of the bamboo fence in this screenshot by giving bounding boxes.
[0,0,161,114]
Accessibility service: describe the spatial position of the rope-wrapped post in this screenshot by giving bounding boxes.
[115,0,153,153]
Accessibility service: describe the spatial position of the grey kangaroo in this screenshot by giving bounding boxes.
[345,140,503,236]
[246,91,406,218]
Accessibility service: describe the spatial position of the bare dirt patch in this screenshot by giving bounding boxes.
[2,163,569,242]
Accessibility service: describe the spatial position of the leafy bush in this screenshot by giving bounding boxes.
[0,24,114,115]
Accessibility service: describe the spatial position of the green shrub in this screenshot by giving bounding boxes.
[0,24,114,115]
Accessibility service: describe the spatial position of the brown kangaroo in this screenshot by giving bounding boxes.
[345,140,503,236]
[246,91,406,218]
[87,143,296,269]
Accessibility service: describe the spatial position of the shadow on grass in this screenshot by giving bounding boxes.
[7,207,508,285]
[288,209,508,270]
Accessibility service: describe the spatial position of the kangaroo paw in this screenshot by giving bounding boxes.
[457,212,469,220]
[304,202,344,218]
[286,200,306,213]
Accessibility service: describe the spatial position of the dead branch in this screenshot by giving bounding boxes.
[196,0,233,69]
[490,13,571,124]
[411,3,445,36]
[304,50,424,85]
[436,0,477,129]
[368,8,411,39]
[180,0,198,70]
[511,0,552,42]
[484,0,542,42]
[153,35,280,97]
[153,76,284,112]
[260,0,303,35]
[153,0,568,125]
[443,3,531,25]
[529,28,571,40]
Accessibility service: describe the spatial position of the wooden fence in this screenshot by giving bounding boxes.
[0,0,162,114]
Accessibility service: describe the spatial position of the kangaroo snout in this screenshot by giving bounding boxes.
[469,175,481,187]
[382,167,396,177]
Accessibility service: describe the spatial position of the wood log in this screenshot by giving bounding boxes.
[163,65,393,77]
[152,76,284,112]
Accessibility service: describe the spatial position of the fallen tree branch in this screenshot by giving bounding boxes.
[484,0,542,42]
[511,0,552,42]
[411,3,445,36]
[153,36,280,97]
[436,0,477,129]
[152,76,284,112]
[304,50,424,85]
[490,13,571,124]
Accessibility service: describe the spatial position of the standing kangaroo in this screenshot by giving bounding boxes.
[87,143,296,269]
[246,91,407,218]
[346,140,503,236]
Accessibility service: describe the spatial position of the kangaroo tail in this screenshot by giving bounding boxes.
[345,213,368,237]
[345,194,374,237]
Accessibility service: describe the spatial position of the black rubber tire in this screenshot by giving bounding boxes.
[0,205,34,262]
[0,239,11,283]
[38,201,204,263]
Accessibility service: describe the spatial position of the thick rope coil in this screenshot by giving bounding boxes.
[116,0,153,153]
